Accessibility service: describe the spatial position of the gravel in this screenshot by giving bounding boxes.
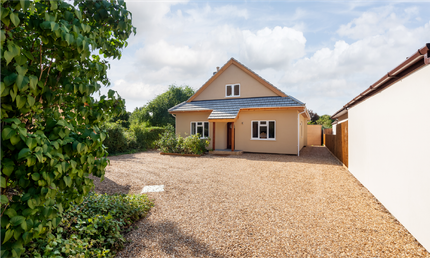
[92,146,430,257]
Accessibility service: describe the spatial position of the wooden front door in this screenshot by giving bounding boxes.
[227,122,232,149]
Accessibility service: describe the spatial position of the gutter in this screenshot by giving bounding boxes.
[297,109,306,156]
[332,43,430,119]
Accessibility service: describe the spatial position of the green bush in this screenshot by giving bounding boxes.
[24,193,153,258]
[131,125,166,150]
[101,123,166,155]
[102,122,128,154]
[156,125,209,155]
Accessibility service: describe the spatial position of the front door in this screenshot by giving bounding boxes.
[227,122,232,149]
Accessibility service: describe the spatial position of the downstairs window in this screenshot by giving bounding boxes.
[191,122,209,139]
[251,121,275,140]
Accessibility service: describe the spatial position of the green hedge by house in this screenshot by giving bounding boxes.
[156,124,209,155]
[101,122,166,155]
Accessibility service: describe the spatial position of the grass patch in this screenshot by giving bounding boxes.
[24,193,153,258]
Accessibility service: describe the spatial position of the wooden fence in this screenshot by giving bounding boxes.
[324,121,348,167]
[323,128,332,135]
[307,124,322,146]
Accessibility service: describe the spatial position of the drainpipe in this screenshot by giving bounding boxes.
[297,110,306,156]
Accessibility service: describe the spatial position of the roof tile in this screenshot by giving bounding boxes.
[169,96,305,119]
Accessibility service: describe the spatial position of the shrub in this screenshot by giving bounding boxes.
[156,124,177,153]
[131,125,166,150]
[182,134,209,155]
[102,122,128,154]
[156,125,209,155]
[101,123,166,155]
[24,193,153,258]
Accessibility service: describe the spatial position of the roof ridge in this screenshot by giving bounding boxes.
[230,58,289,97]
[186,58,233,102]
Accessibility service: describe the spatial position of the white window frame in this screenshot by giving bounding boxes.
[251,120,276,140]
[190,121,209,139]
[225,83,240,97]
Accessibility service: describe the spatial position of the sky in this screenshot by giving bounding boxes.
[99,0,430,115]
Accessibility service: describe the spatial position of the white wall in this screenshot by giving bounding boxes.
[349,65,430,251]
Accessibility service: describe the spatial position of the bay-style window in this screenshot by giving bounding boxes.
[191,122,209,138]
[251,121,275,140]
[226,84,240,97]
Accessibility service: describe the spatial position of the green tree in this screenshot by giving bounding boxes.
[0,0,135,256]
[108,99,131,128]
[137,85,195,127]
[316,115,334,129]
[307,109,320,125]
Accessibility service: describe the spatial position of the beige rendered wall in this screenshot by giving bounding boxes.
[213,122,227,150]
[299,113,307,150]
[193,64,278,101]
[174,111,213,146]
[235,109,298,154]
[348,65,430,252]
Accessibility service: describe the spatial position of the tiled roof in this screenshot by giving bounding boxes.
[169,96,305,119]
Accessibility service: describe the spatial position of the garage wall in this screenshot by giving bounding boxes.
[348,65,430,251]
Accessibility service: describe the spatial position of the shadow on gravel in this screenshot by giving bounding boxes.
[127,220,226,258]
[91,176,131,195]
[205,146,341,166]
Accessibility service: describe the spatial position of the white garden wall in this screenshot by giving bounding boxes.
[349,65,430,251]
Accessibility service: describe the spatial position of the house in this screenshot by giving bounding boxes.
[331,43,430,251]
[168,58,310,155]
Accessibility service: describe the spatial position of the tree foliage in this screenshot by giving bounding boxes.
[307,109,320,124]
[316,115,334,129]
[108,103,130,128]
[0,0,135,256]
[134,85,195,127]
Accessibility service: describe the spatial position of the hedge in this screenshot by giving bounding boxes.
[101,122,166,155]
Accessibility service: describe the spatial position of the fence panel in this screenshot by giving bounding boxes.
[307,125,322,146]
[323,128,332,135]
[324,121,348,167]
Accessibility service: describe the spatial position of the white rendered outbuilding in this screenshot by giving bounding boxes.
[332,43,430,252]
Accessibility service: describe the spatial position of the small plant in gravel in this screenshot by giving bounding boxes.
[157,124,209,155]
[23,193,153,258]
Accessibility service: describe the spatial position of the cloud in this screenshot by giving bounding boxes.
[102,2,430,116]
[240,26,306,69]
[337,6,412,40]
[214,5,249,19]
[279,8,430,115]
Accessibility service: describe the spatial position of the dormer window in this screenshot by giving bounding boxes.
[226,84,240,97]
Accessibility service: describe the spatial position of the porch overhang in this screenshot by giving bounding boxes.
[208,118,236,123]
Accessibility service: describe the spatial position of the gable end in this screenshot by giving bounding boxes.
[187,58,287,102]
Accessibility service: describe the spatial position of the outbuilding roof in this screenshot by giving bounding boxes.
[332,43,430,119]
[169,96,305,120]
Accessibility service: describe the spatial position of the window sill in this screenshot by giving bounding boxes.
[250,138,276,141]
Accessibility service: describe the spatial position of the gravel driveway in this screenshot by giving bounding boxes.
[93,147,429,257]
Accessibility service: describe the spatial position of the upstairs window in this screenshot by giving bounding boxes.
[191,122,209,139]
[251,121,276,140]
[226,84,240,97]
